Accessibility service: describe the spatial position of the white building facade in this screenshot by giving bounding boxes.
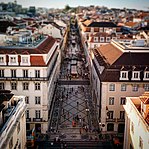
[0,33,61,133]
[0,90,26,149]
[123,93,149,149]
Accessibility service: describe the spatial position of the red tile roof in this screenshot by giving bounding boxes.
[140,92,149,104]
[97,44,123,65]
[30,56,45,66]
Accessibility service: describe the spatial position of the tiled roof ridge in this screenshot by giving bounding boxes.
[140,92,149,104]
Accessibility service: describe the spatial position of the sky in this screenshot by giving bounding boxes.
[1,0,149,10]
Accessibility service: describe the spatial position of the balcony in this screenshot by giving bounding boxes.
[116,118,125,122]
[0,77,48,81]
[33,118,42,122]
[26,118,31,122]
[106,118,116,122]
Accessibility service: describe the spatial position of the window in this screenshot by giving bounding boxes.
[9,56,18,65]
[134,72,138,78]
[113,28,116,32]
[109,84,115,91]
[112,37,117,40]
[100,37,104,42]
[145,72,149,78]
[35,82,40,90]
[106,37,111,42]
[107,123,114,131]
[26,110,29,118]
[121,84,127,91]
[104,28,107,32]
[35,96,41,104]
[100,28,103,32]
[122,72,127,78]
[35,110,41,118]
[109,97,114,105]
[120,111,125,119]
[144,84,149,91]
[132,84,138,92]
[25,96,29,104]
[144,72,149,80]
[139,136,143,149]
[0,56,4,63]
[94,37,98,42]
[17,122,20,134]
[0,70,4,77]
[132,71,140,80]
[35,70,40,78]
[94,44,97,48]
[118,124,125,133]
[11,69,16,78]
[10,57,16,63]
[11,82,17,90]
[120,97,126,105]
[131,122,134,134]
[20,56,30,65]
[23,70,28,78]
[23,82,29,90]
[9,137,13,149]
[107,111,113,119]
[91,27,94,33]
[22,57,28,63]
[0,82,4,90]
[120,71,128,80]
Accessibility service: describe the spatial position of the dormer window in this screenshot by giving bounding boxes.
[132,71,140,80]
[0,57,4,63]
[100,37,104,42]
[20,55,30,66]
[143,71,149,80]
[0,55,6,65]
[94,37,98,42]
[100,28,103,32]
[10,57,16,63]
[112,37,117,40]
[120,71,129,80]
[8,55,18,65]
[113,28,116,32]
[106,37,111,42]
[22,57,28,63]
[104,28,107,32]
[91,28,94,33]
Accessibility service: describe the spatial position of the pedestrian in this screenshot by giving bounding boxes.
[64,142,67,149]
[79,128,81,134]
[61,140,64,149]
[64,114,66,119]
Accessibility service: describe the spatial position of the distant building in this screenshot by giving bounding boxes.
[0,90,26,149]
[0,31,61,133]
[123,92,149,149]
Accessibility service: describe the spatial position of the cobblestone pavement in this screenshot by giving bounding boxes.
[49,26,99,142]
[50,85,99,140]
[46,24,114,149]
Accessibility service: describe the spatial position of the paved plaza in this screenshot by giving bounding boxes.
[43,23,114,149]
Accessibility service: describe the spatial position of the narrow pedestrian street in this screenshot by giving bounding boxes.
[36,18,113,149]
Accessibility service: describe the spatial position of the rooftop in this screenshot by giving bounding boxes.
[130,92,149,126]
[0,35,56,54]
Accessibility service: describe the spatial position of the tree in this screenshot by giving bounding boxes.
[64,4,71,12]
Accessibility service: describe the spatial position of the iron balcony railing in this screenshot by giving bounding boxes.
[0,77,48,81]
